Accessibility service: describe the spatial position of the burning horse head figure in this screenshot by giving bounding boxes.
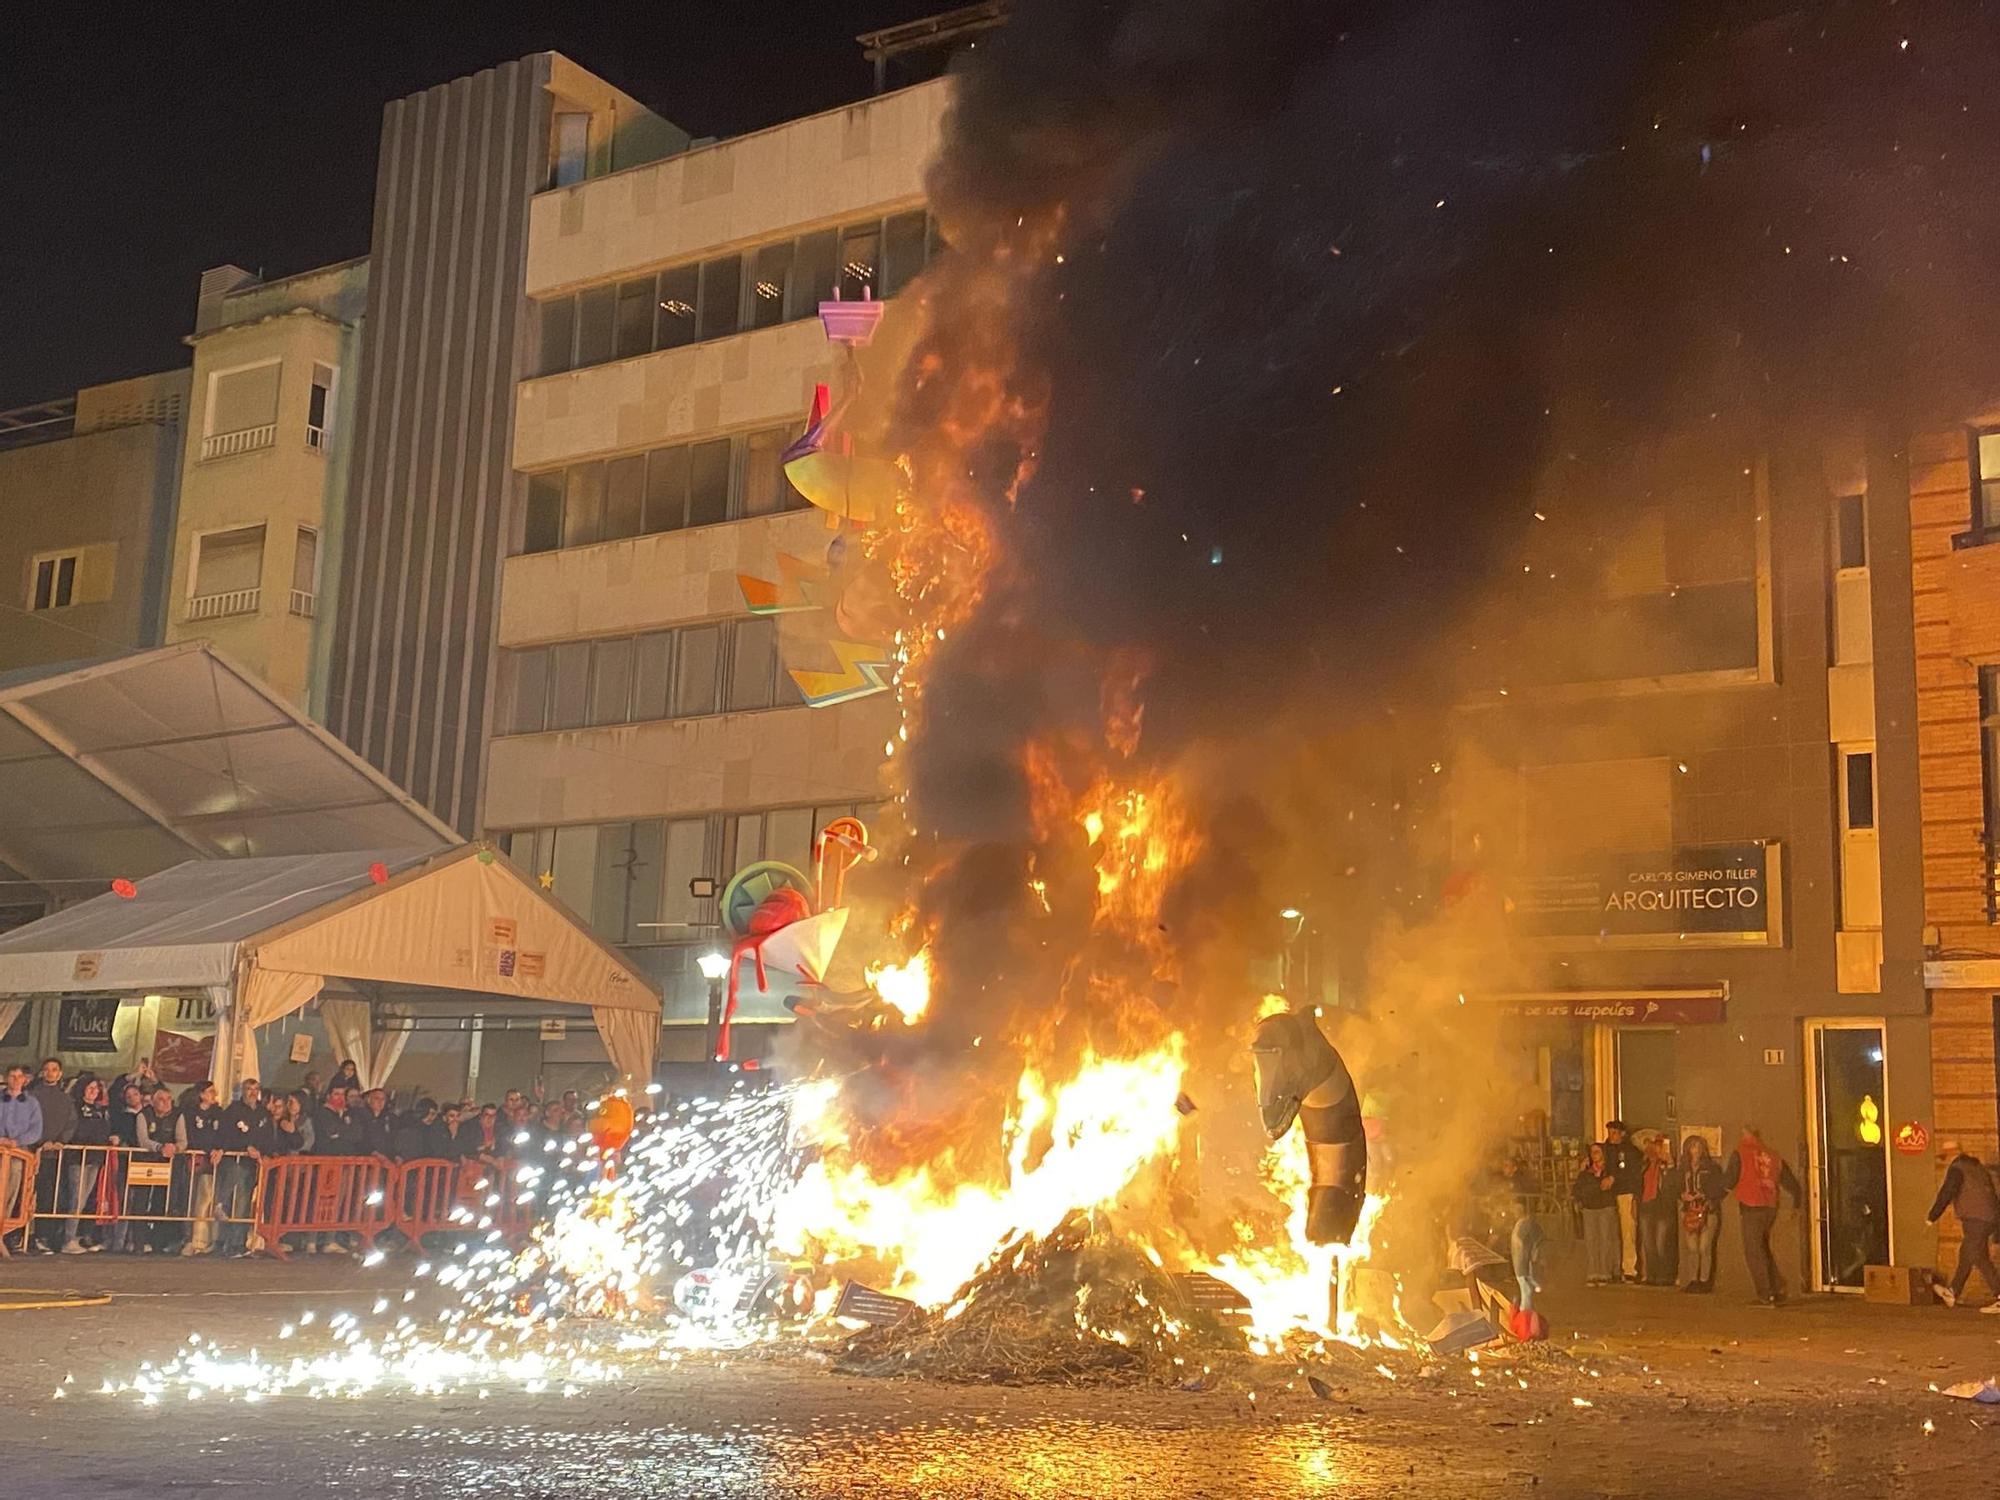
[1249,1008,1367,1247]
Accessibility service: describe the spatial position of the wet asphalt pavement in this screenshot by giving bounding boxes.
[4,1258,1996,1498]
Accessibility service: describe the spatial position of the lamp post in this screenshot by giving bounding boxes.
[697,950,731,1062]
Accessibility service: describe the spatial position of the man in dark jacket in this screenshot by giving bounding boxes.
[311,1087,359,1155]
[391,1099,439,1160]
[353,1088,394,1158]
[1601,1120,1644,1284]
[215,1080,272,1258]
[1928,1140,2000,1307]
[28,1058,77,1252]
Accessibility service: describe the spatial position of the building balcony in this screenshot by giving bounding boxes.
[186,587,260,621]
[525,79,948,298]
[199,424,276,462]
[288,588,316,619]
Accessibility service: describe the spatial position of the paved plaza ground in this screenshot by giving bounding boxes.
[4,1255,1998,1498]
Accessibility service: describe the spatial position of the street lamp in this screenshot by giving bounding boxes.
[697,951,731,1062]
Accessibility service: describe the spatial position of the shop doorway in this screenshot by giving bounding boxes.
[1805,1020,1892,1291]
[1614,1029,1679,1140]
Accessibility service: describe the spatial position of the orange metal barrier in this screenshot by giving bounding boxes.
[255,1156,533,1257]
[0,1143,34,1252]
[22,1144,261,1245]
[255,1155,395,1259]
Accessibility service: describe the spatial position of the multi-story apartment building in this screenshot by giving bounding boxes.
[163,260,367,710]
[1910,415,2000,1269]
[1449,426,1933,1295]
[483,79,951,1055]
[0,370,189,674]
[324,54,685,835]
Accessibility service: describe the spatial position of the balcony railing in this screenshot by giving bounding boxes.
[200,424,277,461]
[306,423,327,452]
[288,588,316,619]
[186,587,260,621]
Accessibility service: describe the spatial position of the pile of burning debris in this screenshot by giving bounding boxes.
[830,1212,1309,1386]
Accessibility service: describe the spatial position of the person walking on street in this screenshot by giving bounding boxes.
[1601,1120,1643,1283]
[1724,1125,1803,1305]
[1927,1140,2000,1309]
[1575,1143,1622,1285]
[1678,1135,1726,1292]
[1638,1134,1681,1286]
[28,1058,77,1252]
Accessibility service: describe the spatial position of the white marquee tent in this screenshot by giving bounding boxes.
[0,847,660,1086]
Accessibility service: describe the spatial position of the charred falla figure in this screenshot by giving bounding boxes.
[1250,1009,1366,1244]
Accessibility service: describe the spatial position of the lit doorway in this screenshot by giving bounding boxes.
[1589,1025,1679,1144]
[1805,1020,1891,1291]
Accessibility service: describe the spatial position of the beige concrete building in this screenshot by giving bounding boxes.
[486,79,950,1048]
[164,259,368,710]
[0,370,189,675]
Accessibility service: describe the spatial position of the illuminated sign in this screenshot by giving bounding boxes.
[1509,842,1782,949]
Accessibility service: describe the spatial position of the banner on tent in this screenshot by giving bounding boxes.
[58,996,121,1052]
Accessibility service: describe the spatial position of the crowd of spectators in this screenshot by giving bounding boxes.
[0,1054,589,1258]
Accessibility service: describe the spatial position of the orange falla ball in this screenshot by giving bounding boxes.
[588,1095,635,1153]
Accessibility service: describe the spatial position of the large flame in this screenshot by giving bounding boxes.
[778,1038,1187,1305]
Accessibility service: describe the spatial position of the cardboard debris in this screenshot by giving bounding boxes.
[1941,1379,2000,1403]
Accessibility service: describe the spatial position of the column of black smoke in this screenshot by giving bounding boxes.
[832,1,2000,1204]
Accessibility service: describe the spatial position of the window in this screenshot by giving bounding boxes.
[697,256,742,343]
[517,424,805,555]
[576,285,616,368]
[29,553,77,611]
[539,298,576,377]
[1836,493,1867,571]
[209,362,280,436]
[656,265,699,350]
[525,209,943,375]
[549,641,591,730]
[506,648,550,734]
[687,439,731,528]
[590,636,634,725]
[551,822,598,914]
[749,241,794,330]
[881,210,929,297]
[1842,750,1876,832]
[191,525,266,601]
[729,616,778,711]
[290,526,318,615]
[659,819,709,936]
[614,278,655,361]
[838,223,881,301]
[307,363,336,449]
[1982,668,2000,865]
[675,625,722,717]
[605,455,645,542]
[552,112,591,188]
[1974,429,2000,534]
[633,632,673,720]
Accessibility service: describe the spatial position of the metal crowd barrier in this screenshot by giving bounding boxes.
[0,1143,34,1250]
[12,1144,262,1252]
[256,1155,528,1258]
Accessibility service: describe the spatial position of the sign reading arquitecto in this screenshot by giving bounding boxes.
[57,995,121,1052]
[1510,841,1782,950]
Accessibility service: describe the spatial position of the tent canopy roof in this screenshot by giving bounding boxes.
[0,643,456,886]
[0,847,659,1019]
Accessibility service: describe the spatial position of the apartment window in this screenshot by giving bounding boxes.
[506,648,551,734]
[549,641,592,730]
[28,553,78,611]
[697,256,743,343]
[729,616,779,711]
[1842,750,1876,831]
[633,631,674,719]
[614,278,655,361]
[526,208,944,376]
[209,362,280,436]
[1975,429,2000,534]
[518,425,805,555]
[539,298,577,377]
[675,625,722,716]
[838,223,881,301]
[290,526,318,616]
[750,241,794,330]
[656,265,699,350]
[1982,668,2000,866]
[590,636,635,725]
[1835,493,1867,571]
[307,363,336,450]
[189,525,265,616]
[552,112,591,188]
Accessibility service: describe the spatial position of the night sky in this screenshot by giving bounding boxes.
[0,2,950,411]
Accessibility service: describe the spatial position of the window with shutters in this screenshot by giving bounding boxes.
[201,361,281,460]
[188,525,266,619]
[290,527,318,617]
[307,364,336,450]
